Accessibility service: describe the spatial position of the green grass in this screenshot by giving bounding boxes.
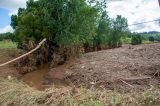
[121,37,131,44]
[142,40,152,44]
[0,41,17,49]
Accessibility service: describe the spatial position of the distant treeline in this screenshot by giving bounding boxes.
[0,32,15,41]
[139,31,160,35]
[141,33,160,42]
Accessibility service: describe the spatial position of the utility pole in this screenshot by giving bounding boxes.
[159,0,160,7]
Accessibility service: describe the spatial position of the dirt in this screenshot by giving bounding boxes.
[46,43,160,92]
[0,43,160,92]
[0,48,19,78]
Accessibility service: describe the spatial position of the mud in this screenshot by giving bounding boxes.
[22,64,69,90]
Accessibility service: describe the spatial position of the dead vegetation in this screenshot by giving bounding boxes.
[49,43,160,92]
[0,78,160,106]
[0,43,160,106]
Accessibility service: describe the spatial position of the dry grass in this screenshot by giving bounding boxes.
[0,78,160,106]
[0,78,67,106]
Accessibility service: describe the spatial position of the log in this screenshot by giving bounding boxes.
[122,76,151,81]
[0,38,46,67]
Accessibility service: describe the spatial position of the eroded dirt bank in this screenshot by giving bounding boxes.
[0,49,20,78]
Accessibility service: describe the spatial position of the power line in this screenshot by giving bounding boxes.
[127,18,160,27]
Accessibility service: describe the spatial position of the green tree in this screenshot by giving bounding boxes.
[110,15,128,47]
[131,33,142,45]
[41,0,98,45]
[11,0,44,49]
[94,11,111,50]
[148,36,155,42]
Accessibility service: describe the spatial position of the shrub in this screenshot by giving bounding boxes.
[149,36,155,42]
[131,33,142,45]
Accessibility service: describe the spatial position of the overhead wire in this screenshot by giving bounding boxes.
[121,17,160,32]
[127,18,160,27]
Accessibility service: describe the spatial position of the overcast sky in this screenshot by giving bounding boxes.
[107,0,160,32]
[0,0,160,33]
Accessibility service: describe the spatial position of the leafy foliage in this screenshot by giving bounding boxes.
[149,36,155,42]
[10,0,129,69]
[0,32,15,41]
[11,0,129,49]
[142,33,160,42]
[11,0,98,47]
[131,33,142,45]
[94,13,128,50]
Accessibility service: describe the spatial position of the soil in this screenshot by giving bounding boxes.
[0,43,160,92]
[0,48,19,78]
[46,43,160,92]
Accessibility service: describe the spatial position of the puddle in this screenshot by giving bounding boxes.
[22,64,67,90]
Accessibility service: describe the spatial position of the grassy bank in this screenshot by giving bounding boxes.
[0,41,17,49]
[0,78,160,106]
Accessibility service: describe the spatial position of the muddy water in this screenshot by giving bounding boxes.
[22,64,50,90]
[22,64,67,90]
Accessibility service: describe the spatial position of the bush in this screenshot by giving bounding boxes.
[131,33,142,45]
[149,36,155,42]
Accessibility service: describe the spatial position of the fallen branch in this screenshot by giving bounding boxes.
[0,38,46,67]
[122,76,151,81]
[119,79,134,88]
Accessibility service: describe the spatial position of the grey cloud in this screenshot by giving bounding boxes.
[0,0,27,11]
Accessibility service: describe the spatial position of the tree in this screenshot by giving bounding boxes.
[110,15,128,47]
[41,0,98,45]
[94,11,111,50]
[149,36,155,42]
[11,0,44,49]
[131,33,142,45]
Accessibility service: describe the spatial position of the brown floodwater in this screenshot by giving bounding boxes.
[22,64,67,90]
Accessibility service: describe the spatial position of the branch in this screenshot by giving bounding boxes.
[0,38,47,67]
[119,79,134,88]
[122,76,151,81]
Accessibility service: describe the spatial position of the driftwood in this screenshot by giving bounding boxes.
[121,76,151,81]
[0,38,46,67]
[119,76,151,88]
[119,79,134,88]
